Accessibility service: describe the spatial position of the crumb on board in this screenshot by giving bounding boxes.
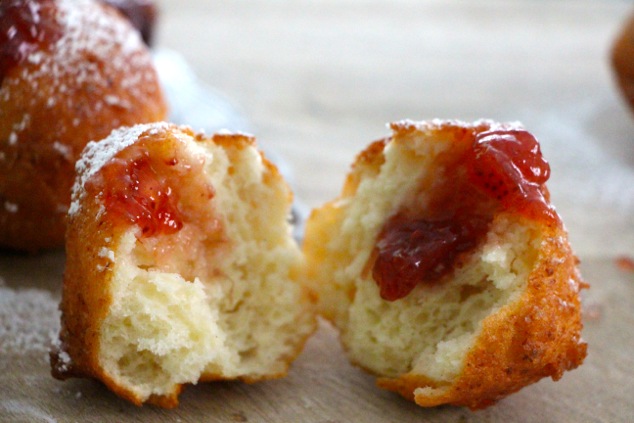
[615,256,634,273]
[0,285,60,355]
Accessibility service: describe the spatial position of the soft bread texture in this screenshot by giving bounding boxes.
[52,123,315,407]
[612,11,634,115]
[0,0,166,252]
[303,120,586,410]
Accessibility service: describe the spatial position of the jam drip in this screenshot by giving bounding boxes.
[0,0,61,84]
[95,147,183,238]
[372,128,555,301]
[467,129,554,222]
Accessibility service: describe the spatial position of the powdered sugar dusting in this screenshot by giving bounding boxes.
[0,0,159,145]
[98,246,115,262]
[0,283,60,356]
[389,118,526,134]
[52,141,72,160]
[4,201,19,213]
[52,336,72,374]
[69,122,170,216]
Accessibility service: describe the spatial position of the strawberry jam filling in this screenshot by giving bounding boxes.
[467,129,554,222]
[94,145,183,238]
[372,128,556,301]
[0,0,61,84]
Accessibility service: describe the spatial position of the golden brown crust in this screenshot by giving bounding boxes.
[341,138,388,197]
[612,11,634,114]
[147,389,182,409]
[377,221,586,410]
[50,167,117,384]
[52,125,188,407]
[53,123,315,407]
[0,0,167,252]
[304,120,587,410]
[51,163,186,407]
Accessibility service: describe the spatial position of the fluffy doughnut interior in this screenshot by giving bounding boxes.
[97,135,312,401]
[305,129,541,383]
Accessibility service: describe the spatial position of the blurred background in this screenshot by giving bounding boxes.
[155,0,633,257]
[2,2,633,421]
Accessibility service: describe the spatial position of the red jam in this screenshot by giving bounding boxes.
[0,0,61,84]
[467,129,554,222]
[372,214,490,301]
[372,128,556,301]
[95,147,183,238]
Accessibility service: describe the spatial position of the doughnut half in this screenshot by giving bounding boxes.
[303,120,586,410]
[51,123,316,407]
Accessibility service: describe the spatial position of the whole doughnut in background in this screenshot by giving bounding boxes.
[612,11,634,115]
[0,0,167,253]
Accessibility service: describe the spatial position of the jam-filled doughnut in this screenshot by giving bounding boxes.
[51,123,315,408]
[303,119,587,410]
[0,0,166,252]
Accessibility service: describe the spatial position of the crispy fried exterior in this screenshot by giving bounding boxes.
[50,166,148,403]
[52,124,315,407]
[612,11,634,114]
[377,224,587,410]
[0,0,166,252]
[51,129,180,407]
[304,120,587,410]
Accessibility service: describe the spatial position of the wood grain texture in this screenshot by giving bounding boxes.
[1,0,634,421]
[1,255,633,422]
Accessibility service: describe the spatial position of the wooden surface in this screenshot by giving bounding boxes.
[2,0,634,421]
